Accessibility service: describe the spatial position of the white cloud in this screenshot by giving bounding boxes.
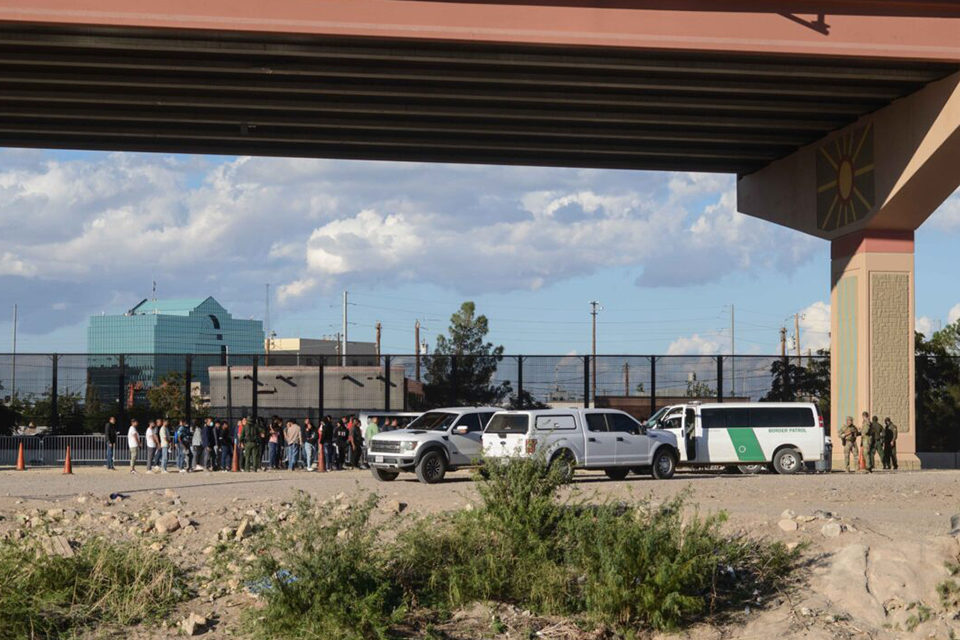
[798,301,831,352]
[929,190,960,231]
[949,304,960,326]
[916,315,936,337]
[0,152,826,333]
[667,333,722,355]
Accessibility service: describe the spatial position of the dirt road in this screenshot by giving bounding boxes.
[2,466,959,638]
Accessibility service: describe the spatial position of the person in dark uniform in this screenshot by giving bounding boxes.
[334,418,350,470]
[882,417,899,470]
[104,416,118,470]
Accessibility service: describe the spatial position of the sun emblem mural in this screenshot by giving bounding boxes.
[816,123,875,231]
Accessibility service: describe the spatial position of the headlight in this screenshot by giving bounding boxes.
[401,441,418,452]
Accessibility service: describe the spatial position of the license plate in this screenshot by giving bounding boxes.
[376,456,383,463]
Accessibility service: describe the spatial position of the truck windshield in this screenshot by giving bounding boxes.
[407,412,457,431]
[645,407,670,429]
[484,414,529,435]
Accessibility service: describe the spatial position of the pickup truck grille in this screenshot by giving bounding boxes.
[370,441,401,454]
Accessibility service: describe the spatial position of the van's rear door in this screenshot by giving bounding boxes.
[482,413,529,457]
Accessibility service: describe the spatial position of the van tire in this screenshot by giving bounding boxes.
[416,450,447,484]
[772,448,802,475]
[371,468,399,482]
[737,464,764,475]
[604,467,629,481]
[651,448,677,480]
[549,450,575,483]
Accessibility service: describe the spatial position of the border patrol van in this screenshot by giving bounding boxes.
[652,402,824,474]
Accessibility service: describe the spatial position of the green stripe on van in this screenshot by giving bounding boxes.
[726,428,765,462]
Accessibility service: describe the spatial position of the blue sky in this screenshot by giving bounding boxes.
[0,148,957,356]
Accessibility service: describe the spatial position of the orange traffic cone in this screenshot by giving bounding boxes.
[62,445,73,475]
[15,442,25,471]
[231,442,240,472]
[858,444,866,471]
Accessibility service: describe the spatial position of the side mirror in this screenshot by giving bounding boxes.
[453,425,469,435]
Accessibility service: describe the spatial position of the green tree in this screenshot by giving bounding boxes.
[7,391,86,434]
[915,328,960,451]
[764,350,830,422]
[424,302,511,407]
[684,372,715,399]
[0,403,18,436]
[507,389,548,410]
[147,372,209,422]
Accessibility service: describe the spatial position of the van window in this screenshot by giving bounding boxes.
[455,413,483,433]
[608,413,639,433]
[536,415,577,431]
[485,414,529,435]
[478,412,496,427]
[585,413,608,432]
[751,407,815,428]
[702,406,817,429]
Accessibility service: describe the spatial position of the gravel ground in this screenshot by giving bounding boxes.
[2,466,960,639]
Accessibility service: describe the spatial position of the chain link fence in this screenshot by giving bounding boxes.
[1,352,958,459]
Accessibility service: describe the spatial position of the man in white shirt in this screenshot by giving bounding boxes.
[145,421,158,473]
[127,419,140,474]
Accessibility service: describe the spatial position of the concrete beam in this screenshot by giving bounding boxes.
[737,70,960,239]
[0,1,959,62]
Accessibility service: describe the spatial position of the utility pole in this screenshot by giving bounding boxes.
[264,284,270,336]
[623,362,630,396]
[342,290,348,367]
[780,327,787,358]
[590,300,601,406]
[794,313,802,365]
[375,321,382,359]
[11,304,16,402]
[414,320,421,381]
[730,304,735,397]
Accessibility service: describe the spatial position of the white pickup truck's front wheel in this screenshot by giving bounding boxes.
[651,448,677,480]
[416,450,447,484]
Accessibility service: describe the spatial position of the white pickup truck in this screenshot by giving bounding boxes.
[481,408,679,480]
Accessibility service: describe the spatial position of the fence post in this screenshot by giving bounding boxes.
[318,358,324,419]
[383,355,391,410]
[184,354,193,424]
[251,356,258,422]
[517,356,524,406]
[583,355,590,408]
[716,356,724,403]
[450,355,460,405]
[226,359,233,428]
[650,356,657,418]
[50,354,59,432]
[118,355,126,427]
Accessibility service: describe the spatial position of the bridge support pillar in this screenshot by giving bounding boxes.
[830,230,916,468]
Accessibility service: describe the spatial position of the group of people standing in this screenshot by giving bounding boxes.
[104,414,401,474]
[839,411,899,472]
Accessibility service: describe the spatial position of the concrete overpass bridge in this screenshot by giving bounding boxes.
[1,0,959,462]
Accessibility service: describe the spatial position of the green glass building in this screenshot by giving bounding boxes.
[87,297,264,400]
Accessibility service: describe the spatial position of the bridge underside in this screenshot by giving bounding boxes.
[0,25,955,173]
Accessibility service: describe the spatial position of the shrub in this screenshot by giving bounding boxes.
[243,494,406,640]
[0,536,186,640]
[247,457,800,638]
